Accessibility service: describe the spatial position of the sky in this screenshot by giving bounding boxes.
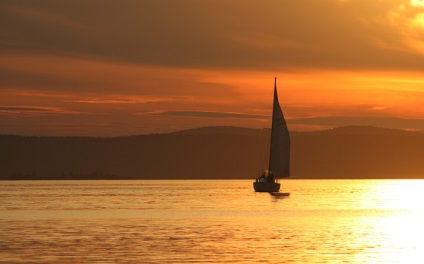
[1,0,424,136]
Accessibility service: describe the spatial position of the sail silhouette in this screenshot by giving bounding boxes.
[269,78,290,178]
[254,78,290,192]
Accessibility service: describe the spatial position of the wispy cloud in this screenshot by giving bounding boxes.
[70,96,167,104]
[146,111,269,120]
[71,99,140,104]
[0,106,82,116]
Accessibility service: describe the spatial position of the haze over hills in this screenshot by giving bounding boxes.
[1,126,423,180]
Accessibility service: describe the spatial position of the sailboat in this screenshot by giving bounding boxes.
[253,78,290,193]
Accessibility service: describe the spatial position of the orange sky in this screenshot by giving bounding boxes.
[1,0,424,136]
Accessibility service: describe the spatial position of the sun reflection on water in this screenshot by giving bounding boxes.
[367,180,424,211]
[371,213,424,264]
[356,180,424,263]
[411,0,424,7]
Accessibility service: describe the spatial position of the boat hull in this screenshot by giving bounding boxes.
[253,182,281,192]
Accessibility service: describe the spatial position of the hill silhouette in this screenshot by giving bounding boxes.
[1,126,423,180]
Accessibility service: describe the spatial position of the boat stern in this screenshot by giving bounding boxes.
[253,182,281,192]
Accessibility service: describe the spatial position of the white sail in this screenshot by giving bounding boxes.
[269,78,290,178]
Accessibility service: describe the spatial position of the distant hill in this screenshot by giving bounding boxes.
[1,126,424,180]
[173,126,267,136]
[300,125,420,136]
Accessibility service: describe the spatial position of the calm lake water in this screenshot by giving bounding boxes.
[1,180,424,263]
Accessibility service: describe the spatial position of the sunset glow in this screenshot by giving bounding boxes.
[1,0,424,136]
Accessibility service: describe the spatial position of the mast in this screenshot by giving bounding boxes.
[268,77,278,174]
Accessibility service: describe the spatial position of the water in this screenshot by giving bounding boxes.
[2,180,424,263]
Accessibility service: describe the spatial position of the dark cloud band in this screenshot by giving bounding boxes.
[149,111,268,119]
[1,0,423,71]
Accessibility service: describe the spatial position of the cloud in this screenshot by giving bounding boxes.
[0,54,241,100]
[71,99,140,104]
[69,97,166,104]
[146,111,269,120]
[0,106,80,116]
[1,0,423,71]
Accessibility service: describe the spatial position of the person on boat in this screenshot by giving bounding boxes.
[257,172,267,182]
[267,171,275,182]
